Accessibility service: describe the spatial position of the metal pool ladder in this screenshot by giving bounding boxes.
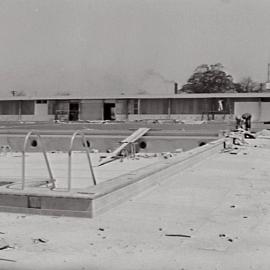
[68,130,96,191]
[22,130,55,190]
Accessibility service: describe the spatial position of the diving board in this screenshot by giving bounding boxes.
[98,128,150,166]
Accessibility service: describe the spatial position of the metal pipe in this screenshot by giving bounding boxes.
[22,130,55,190]
[22,151,26,190]
[68,130,96,191]
[38,134,54,184]
[68,151,72,191]
[22,131,33,190]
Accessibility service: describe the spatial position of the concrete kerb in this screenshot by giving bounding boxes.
[0,138,224,218]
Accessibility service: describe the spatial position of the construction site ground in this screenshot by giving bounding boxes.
[0,134,270,269]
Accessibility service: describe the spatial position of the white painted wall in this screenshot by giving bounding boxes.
[128,114,232,121]
[0,115,54,121]
[261,102,270,122]
[22,115,54,121]
[35,103,48,116]
[80,100,103,120]
[234,102,260,121]
[0,115,20,121]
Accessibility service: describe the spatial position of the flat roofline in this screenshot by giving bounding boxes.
[1,92,270,101]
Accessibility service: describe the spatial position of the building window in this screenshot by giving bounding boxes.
[36,100,47,104]
[0,101,19,115]
[21,101,35,115]
[140,99,168,114]
[134,99,138,114]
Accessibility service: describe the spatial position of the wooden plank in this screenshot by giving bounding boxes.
[98,128,150,166]
[121,128,150,143]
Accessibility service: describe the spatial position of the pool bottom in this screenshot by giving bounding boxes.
[0,139,223,218]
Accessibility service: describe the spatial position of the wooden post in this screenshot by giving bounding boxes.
[18,100,22,121]
[258,98,262,121]
[138,99,141,115]
[168,98,171,119]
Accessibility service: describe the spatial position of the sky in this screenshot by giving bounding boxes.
[0,0,270,96]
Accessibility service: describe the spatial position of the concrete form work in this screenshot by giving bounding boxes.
[2,92,270,122]
[0,132,270,269]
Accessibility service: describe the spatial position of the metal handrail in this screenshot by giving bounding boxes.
[22,130,55,190]
[68,130,96,191]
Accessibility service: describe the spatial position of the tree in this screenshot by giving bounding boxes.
[181,63,237,93]
[237,77,262,93]
[55,91,71,96]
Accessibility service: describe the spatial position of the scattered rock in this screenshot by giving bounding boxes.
[161,152,173,159]
[32,238,48,244]
[0,258,16,263]
[165,234,191,238]
[219,234,226,238]
[0,238,10,250]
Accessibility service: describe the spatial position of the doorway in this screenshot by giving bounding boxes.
[103,103,115,120]
[69,102,79,121]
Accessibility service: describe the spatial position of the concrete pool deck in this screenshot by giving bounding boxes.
[0,135,270,269]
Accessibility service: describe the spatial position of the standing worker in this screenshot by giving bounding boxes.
[241,113,252,131]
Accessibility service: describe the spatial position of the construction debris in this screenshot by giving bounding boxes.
[99,128,150,166]
[161,152,173,159]
[0,258,16,263]
[0,238,10,250]
[165,234,191,238]
[32,238,48,244]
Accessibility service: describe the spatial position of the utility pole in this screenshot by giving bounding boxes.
[268,63,270,82]
[266,64,270,91]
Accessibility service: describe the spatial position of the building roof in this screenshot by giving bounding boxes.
[1,92,270,101]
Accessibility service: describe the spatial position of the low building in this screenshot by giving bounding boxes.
[1,92,270,122]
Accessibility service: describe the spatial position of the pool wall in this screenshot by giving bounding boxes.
[0,129,219,153]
